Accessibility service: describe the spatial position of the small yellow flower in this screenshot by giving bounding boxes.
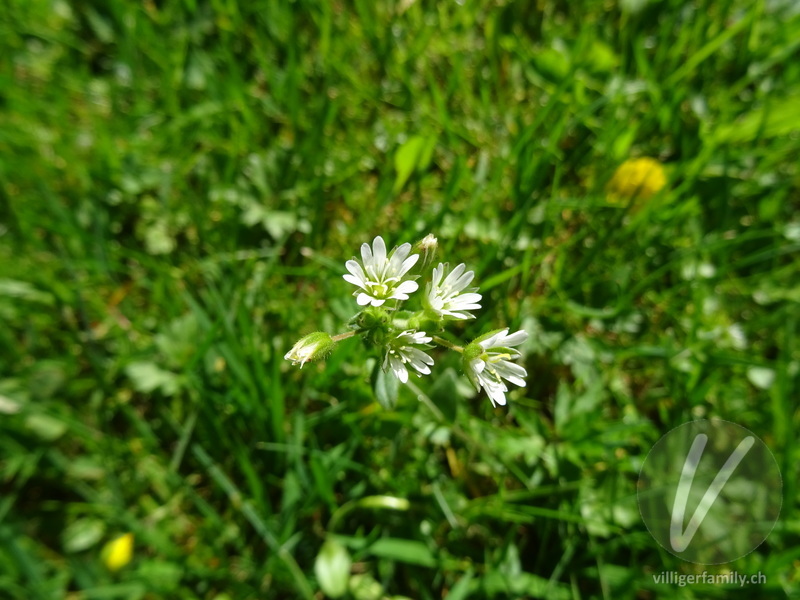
[102,533,134,571]
[607,157,666,202]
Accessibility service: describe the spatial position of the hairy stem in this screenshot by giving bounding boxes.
[331,331,357,342]
[432,335,463,353]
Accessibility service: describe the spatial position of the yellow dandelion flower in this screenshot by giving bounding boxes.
[102,533,134,571]
[607,157,666,203]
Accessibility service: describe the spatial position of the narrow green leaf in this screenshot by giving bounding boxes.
[393,135,430,193]
[715,93,800,143]
[367,538,436,568]
[446,569,475,600]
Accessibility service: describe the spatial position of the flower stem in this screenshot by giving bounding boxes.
[331,331,357,342]
[432,335,463,353]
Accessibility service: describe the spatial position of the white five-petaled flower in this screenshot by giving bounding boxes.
[465,328,528,407]
[384,330,434,383]
[343,236,420,307]
[425,262,482,320]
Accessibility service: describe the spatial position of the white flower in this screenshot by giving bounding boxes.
[343,236,420,307]
[465,328,528,407]
[383,330,434,383]
[425,263,482,320]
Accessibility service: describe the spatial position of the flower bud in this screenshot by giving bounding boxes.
[347,308,394,347]
[462,341,484,363]
[348,307,390,332]
[460,344,480,392]
[284,332,336,368]
[411,233,438,272]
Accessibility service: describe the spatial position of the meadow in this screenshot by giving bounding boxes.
[1,0,799,598]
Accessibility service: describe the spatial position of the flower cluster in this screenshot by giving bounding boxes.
[285,234,528,408]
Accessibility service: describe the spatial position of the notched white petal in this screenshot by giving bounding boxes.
[398,253,420,277]
[443,263,466,288]
[395,280,419,295]
[502,330,528,347]
[343,274,367,289]
[389,243,412,272]
[431,264,444,287]
[372,236,387,264]
[479,329,507,350]
[360,242,373,265]
[487,384,507,407]
[393,361,409,383]
[346,259,366,278]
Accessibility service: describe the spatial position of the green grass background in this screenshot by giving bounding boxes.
[1,0,799,598]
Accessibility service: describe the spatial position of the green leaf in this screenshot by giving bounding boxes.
[532,47,571,81]
[619,0,650,14]
[480,569,571,599]
[446,569,475,600]
[611,127,637,161]
[66,457,106,481]
[240,204,311,238]
[125,362,181,396]
[85,7,115,43]
[367,538,436,568]
[25,413,67,441]
[373,364,399,409]
[155,313,200,369]
[418,135,437,171]
[29,361,67,400]
[62,519,106,553]
[74,583,147,599]
[583,40,618,73]
[136,561,183,593]
[553,381,573,433]
[0,279,54,304]
[393,135,436,193]
[715,93,800,143]
[314,538,352,599]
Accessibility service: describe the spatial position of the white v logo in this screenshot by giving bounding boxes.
[670,433,755,552]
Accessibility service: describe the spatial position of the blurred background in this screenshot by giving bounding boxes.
[1,0,799,598]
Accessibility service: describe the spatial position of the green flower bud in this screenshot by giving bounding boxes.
[410,233,438,273]
[462,341,484,363]
[347,307,393,347]
[461,342,484,391]
[284,332,336,368]
[348,307,390,331]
